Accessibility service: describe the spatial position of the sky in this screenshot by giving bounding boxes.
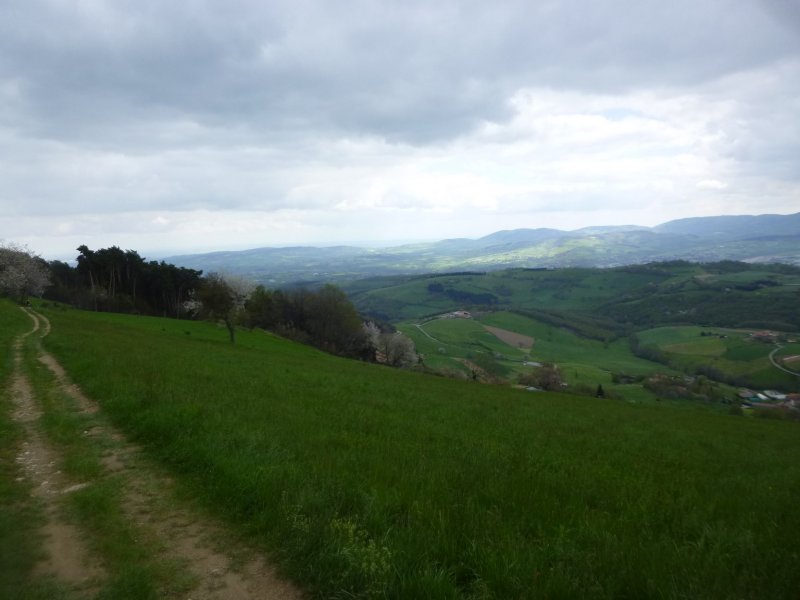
[1,0,799,261]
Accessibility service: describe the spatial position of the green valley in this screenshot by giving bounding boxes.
[347,261,800,399]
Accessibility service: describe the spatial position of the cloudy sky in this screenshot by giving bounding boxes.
[1,0,798,260]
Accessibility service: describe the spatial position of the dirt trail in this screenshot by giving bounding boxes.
[16,308,302,600]
[10,308,104,592]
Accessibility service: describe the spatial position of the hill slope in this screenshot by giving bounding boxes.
[24,303,800,598]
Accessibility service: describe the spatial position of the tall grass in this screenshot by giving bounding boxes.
[21,336,189,599]
[40,305,800,598]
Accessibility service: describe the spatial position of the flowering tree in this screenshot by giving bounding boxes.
[0,242,50,302]
[361,322,419,367]
[195,272,254,343]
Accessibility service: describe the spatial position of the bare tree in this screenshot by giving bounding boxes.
[0,242,50,302]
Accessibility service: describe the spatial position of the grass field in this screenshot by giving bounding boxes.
[26,303,800,598]
[347,263,800,336]
[638,326,800,390]
[401,311,676,402]
[349,268,667,321]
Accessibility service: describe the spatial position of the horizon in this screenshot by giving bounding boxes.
[20,209,797,264]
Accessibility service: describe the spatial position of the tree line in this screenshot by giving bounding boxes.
[47,245,203,317]
[199,275,417,365]
[0,243,417,366]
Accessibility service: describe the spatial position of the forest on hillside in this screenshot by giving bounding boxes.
[0,243,415,365]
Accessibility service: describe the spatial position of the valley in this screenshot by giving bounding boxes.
[345,261,800,401]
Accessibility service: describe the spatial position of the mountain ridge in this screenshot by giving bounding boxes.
[165,212,800,285]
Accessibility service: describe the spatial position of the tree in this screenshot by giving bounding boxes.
[195,273,253,343]
[0,242,50,302]
[243,285,279,329]
[519,362,563,391]
[302,284,365,356]
[68,245,202,315]
[377,332,418,367]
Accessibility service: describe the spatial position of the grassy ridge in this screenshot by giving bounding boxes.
[39,305,800,598]
[347,263,800,333]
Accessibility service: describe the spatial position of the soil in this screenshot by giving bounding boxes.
[10,308,303,599]
[11,309,105,593]
[484,325,534,349]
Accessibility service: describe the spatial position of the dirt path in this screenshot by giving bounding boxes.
[769,344,800,377]
[10,308,105,593]
[15,308,303,600]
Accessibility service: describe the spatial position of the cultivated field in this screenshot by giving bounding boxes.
[402,311,677,401]
[484,325,534,349]
[3,302,796,597]
[637,326,800,389]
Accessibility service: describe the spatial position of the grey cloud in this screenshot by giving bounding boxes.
[2,0,797,148]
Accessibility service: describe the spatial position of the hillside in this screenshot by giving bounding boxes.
[345,261,800,330]
[2,300,798,598]
[165,212,800,284]
[345,261,800,394]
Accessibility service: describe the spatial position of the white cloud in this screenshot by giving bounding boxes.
[696,180,728,190]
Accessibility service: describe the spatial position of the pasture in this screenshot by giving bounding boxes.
[638,326,800,390]
[402,311,675,401]
[25,303,800,597]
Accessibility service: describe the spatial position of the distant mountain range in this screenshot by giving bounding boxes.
[166,212,800,285]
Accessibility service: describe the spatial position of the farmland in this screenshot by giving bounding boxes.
[398,311,677,403]
[637,326,800,390]
[348,261,800,395]
[4,301,799,597]
[346,261,800,332]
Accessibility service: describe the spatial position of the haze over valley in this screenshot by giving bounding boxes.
[166,211,800,285]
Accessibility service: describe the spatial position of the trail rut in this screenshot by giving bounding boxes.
[14,308,302,599]
[10,308,104,592]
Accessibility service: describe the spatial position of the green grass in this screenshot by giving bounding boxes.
[638,326,800,390]
[479,312,673,387]
[349,268,667,320]
[18,321,191,599]
[0,301,189,598]
[773,342,800,369]
[33,304,800,598]
[401,311,677,401]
